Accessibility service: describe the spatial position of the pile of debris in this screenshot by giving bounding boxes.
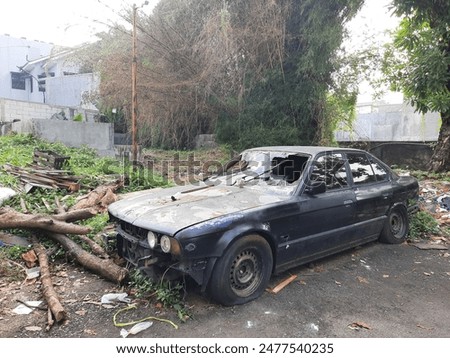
[0,149,127,330]
[419,179,450,226]
[2,150,80,193]
[3,164,81,193]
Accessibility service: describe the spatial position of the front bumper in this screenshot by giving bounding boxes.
[116,227,214,288]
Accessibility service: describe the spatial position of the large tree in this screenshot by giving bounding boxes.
[87,0,363,149]
[383,0,450,172]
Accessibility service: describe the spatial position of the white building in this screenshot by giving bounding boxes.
[0,34,98,110]
[0,34,52,102]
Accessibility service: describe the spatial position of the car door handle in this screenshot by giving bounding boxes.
[344,200,353,205]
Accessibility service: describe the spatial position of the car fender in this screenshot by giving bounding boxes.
[389,201,408,214]
[199,223,277,292]
[212,222,277,267]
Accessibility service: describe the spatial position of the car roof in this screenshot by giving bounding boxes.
[244,146,365,156]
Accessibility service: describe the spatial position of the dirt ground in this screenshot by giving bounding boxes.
[1,173,449,339]
[1,238,449,338]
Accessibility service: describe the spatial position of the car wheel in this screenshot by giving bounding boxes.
[208,235,273,306]
[379,205,409,244]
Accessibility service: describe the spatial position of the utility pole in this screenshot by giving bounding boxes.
[131,1,149,167]
[131,3,138,166]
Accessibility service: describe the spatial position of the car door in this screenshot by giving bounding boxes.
[275,152,357,270]
[346,152,393,241]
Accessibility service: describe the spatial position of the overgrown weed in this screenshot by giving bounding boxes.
[129,269,191,322]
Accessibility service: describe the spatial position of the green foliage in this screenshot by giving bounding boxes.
[73,113,83,122]
[0,134,163,194]
[409,210,441,240]
[129,269,190,322]
[383,1,450,115]
[83,213,110,237]
[0,245,31,261]
[216,0,363,149]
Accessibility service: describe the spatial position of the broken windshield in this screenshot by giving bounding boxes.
[206,150,310,190]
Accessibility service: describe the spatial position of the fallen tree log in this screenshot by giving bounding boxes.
[71,181,123,212]
[31,238,67,323]
[0,208,90,235]
[46,232,128,284]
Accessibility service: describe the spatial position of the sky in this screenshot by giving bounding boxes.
[345,0,402,103]
[0,0,160,47]
[0,0,399,47]
[0,0,401,103]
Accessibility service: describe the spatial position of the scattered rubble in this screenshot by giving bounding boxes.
[120,322,153,338]
[418,179,450,228]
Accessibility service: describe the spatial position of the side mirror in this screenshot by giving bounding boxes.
[304,181,326,195]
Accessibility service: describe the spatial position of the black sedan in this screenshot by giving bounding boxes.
[108,146,419,305]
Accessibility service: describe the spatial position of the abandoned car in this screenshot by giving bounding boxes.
[108,146,419,305]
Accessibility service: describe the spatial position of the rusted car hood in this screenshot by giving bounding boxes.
[108,183,289,236]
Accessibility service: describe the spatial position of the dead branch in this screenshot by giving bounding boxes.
[31,238,67,322]
[54,197,66,214]
[20,197,29,213]
[0,208,90,235]
[79,235,109,259]
[52,208,98,223]
[46,232,127,284]
[46,308,55,332]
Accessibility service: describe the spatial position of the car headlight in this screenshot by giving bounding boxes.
[160,235,171,253]
[147,231,157,249]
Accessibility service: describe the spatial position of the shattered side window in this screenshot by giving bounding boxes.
[369,157,388,181]
[310,153,348,190]
[347,153,377,185]
[270,154,309,183]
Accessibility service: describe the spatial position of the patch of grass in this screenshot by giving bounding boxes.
[409,210,441,240]
[129,269,191,322]
[0,244,31,261]
[0,251,26,282]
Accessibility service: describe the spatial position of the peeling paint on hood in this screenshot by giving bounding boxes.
[108,182,290,236]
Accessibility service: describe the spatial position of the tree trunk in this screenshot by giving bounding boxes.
[429,114,450,172]
[0,208,91,235]
[32,238,67,322]
[46,232,128,284]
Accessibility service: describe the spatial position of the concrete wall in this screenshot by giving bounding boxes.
[0,98,98,128]
[31,119,114,157]
[335,102,441,142]
[0,98,113,157]
[341,141,434,170]
[46,73,99,109]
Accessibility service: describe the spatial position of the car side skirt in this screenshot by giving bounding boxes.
[274,216,386,274]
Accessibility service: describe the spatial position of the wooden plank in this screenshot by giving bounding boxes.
[268,274,298,294]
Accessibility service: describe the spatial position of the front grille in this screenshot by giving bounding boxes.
[119,220,148,241]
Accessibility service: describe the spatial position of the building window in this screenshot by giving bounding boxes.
[37,72,55,92]
[11,72,26,90]
[38,73,47,92]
